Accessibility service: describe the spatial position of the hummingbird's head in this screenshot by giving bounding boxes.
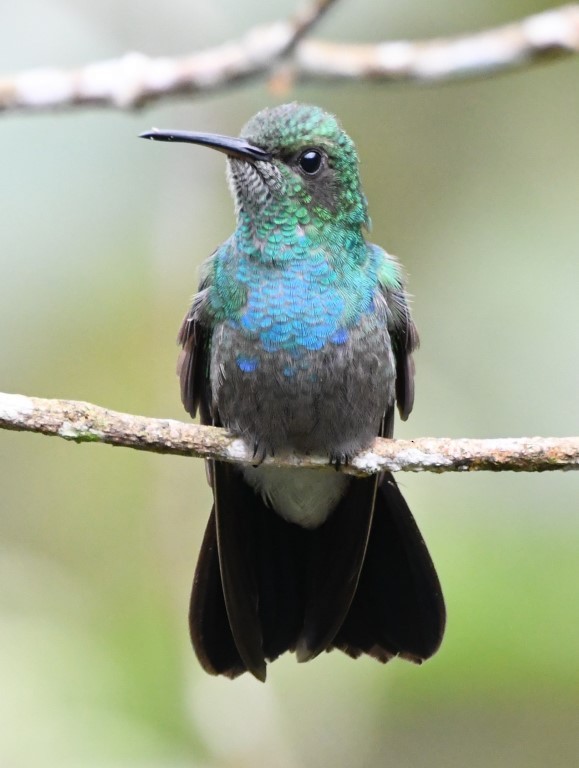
[141,103,369,230]
[234,102,368,228]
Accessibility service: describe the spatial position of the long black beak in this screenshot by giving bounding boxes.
[139,129,271,162]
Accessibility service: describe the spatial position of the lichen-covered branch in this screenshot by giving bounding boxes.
[1,392,577,475]
[0,4,578,112]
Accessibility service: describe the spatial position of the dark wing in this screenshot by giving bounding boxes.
[372,245,419,436]
[384,282,419,423]
[177,284,213,426]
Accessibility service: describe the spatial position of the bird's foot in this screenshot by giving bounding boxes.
[251,440,271,467]
[328,452,350,471]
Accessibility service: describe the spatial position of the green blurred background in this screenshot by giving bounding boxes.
[1,0,578,765]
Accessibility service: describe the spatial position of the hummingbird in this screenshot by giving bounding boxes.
[141,103,445,681]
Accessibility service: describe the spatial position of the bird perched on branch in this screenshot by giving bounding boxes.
[141,103,445,681]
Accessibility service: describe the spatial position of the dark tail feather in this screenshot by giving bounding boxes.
[189,509,246,678]
[296,475,377,661]
[190,467,444,679]
[332,472,446,663]
[211,461,267,680]
[190,462,306,680]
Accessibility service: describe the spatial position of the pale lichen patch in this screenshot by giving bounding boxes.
[396,448,453,470]
[226,438,251,461]
[0,393,34,420]
[353,450,385,474]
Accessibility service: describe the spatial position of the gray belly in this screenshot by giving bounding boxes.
[211,313,395,459]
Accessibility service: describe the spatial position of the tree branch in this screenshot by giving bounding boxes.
[0,0,338,112]
[0,4,578,113]
[1,392,577,475]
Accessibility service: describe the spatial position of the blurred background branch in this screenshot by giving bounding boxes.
[1,392,577,474]
[1,3,579,112]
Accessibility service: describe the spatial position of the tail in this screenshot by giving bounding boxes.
[189,465,445,679]
[331,473,446,663]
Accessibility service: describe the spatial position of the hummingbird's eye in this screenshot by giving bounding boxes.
[298,149,324,175]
